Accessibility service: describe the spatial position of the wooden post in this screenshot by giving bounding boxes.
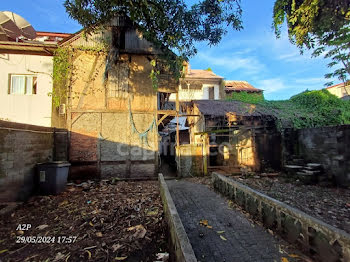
[203,133,208,176]
[175,91,180,176]
[176,91,180,148]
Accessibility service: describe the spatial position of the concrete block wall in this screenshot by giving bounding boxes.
[297,125,350,187]
[0,121,68,202]
[212,173,350,262]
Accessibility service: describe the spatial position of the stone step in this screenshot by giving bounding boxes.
[302,169,321,175]
[285,165,304,169]
[307,163,322,168]
[304,166,322,171]
[296,171,313,176]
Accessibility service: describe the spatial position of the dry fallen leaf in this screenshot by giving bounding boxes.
[199,219,208,226]
[146,207,159,216]
[127,225,146,239]
[59,200,68,207]
[85,250,92,260]
[217,231,225,234]
[156,252,169,261]
[55,252,66,261]
[288,254,299,258]
[220,235,227,241]
[37,225,49,230]
[96,232,103,237]
[115,256,128,261]
[112,244,123,252]
[281,257,289,262]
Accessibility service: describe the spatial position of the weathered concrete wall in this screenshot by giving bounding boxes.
[0,121,68,201]
[158,174,197,262]
[296,125,350,186]
[212,173,350,262]
[66,50,174,179]
[177,144,204,177]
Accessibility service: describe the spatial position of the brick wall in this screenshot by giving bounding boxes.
[297,125,350,187]
[0,121,68,201]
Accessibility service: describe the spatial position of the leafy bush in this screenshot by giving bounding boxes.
[227,89,350,129]
[261,90,350,129]
[226,91,265,104]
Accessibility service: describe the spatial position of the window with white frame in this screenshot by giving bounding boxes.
[9,75,37,95]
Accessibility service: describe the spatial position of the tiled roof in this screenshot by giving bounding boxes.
[185,69,223,79]
[225,80,262,92]
[326,82,349,89]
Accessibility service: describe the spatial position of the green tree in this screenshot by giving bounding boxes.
[312,25,350,86]
[64,0,243,79]
[273,0,350,86]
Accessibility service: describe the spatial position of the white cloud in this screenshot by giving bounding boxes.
[196,51,264,75]
[255,78,288,94]
[294,77,326,85]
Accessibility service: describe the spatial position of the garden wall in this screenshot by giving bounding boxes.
[296,125,350,187]
[0,121,68,202]
[158,173,197,262]
[212,173,350,262]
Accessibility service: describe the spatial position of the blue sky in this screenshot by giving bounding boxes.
[2,0,335,99]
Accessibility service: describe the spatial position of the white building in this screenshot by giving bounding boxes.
[0,41,56,127]
[326,82,350,100]
[169,65,224,101]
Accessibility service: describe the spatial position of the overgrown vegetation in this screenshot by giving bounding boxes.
[51,47,72,107]
[273,0,350,86]
[228,89,350,130]
[226,91,265,104]
[64,0,243,82]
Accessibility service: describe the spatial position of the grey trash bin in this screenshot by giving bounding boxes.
[36,161,71,195]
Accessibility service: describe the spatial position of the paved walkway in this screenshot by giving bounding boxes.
[166,180,283,262]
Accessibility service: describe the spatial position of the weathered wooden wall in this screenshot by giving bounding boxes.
[185,104,282,174]
[67,50,167,179]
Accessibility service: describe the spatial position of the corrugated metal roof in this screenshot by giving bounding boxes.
[193,100,270,117]
[225,80,262,92]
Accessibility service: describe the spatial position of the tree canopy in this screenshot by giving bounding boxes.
[273,0,350,48]
[273,0,350,86]
[64,0,242,79]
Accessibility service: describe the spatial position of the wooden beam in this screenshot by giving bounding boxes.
[176,92,180,149]
[157,110,177,116]
[157,113,169,126]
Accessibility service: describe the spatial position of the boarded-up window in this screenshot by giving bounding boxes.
[208,86,214,99]
[108,61,129,97]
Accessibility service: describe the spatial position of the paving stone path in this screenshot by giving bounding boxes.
[166,179,283,262]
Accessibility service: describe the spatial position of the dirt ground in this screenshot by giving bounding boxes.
[0,180,167,262]
[233,175,350,234]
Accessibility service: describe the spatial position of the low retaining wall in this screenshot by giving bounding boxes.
[158,174,197,262]
[0,121,68,202]
[212,172,350,262]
